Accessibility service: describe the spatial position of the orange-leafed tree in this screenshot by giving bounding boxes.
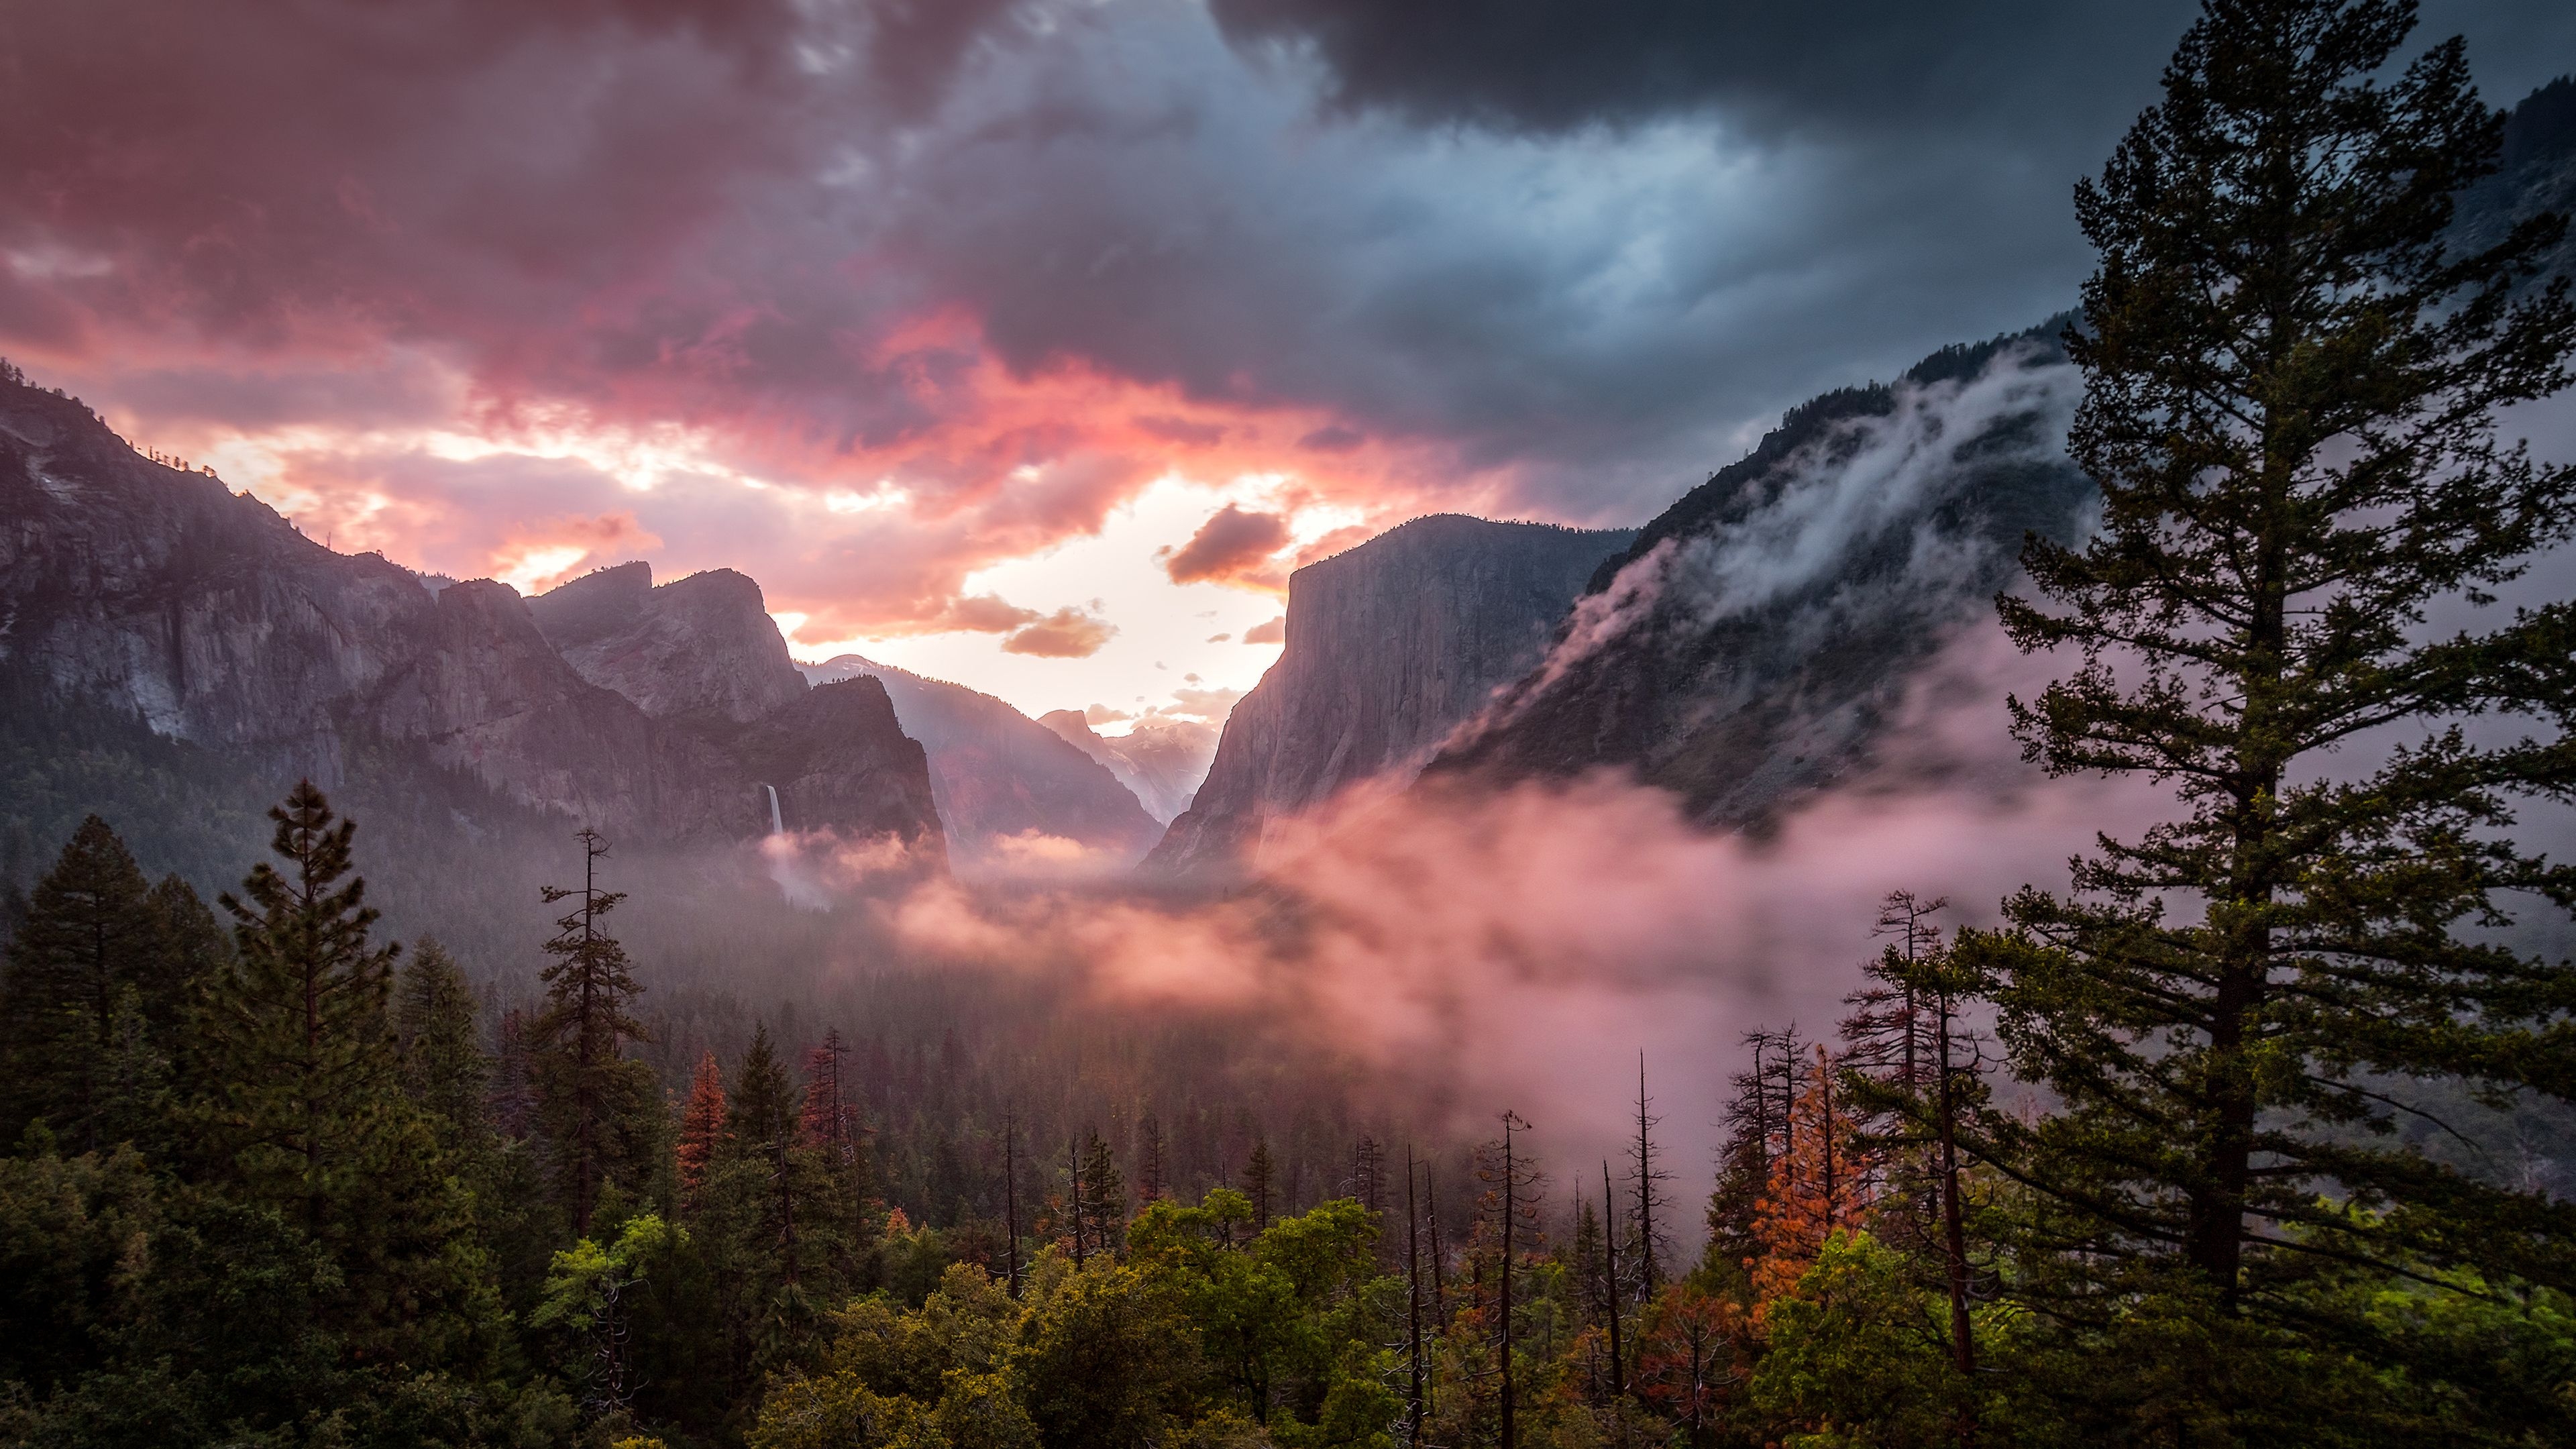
[675,1049,727,1210]
[1631,1285,1746,1443]
[1749,1046,1877,1309]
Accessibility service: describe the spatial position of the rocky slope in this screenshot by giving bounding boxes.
[802,656,1160,868]
[1036,712,1217,825]
[1145,515,1634,873]
[529,561,808,725]
[1427,321,2093,824]
[0,373,943,859]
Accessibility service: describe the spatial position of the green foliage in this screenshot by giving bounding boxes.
[1750,1232,1980,1448]
[0,816,216,1150]
[1979,0,2576,1326]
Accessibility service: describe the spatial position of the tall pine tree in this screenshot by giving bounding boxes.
[0,816,208,1148]
[1974,0,2576,1326]
[196,782,504,1374]
[531,828,651,1234]
[201,782,403,1230]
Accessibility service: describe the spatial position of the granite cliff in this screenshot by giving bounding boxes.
[0,372,943,861]
[1145,515,1633,874]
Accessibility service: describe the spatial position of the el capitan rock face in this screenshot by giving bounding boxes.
[803,656,1161,868]
[1146,514,1634,874]
[0,373,943,853]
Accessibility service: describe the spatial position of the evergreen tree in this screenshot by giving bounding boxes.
[677,1048,729,1212]
[802,1027,875,1234]
[714,1022,850,1377]
[1137,1111,1167,1201]
[0,815,198,1148]
[1079,1128,1128,1257]
[1241,1138,1277,1231]
[395,937,490,1156]
[195,782,504,1376]
[1972,0,2576,1337]
[530,828,652,1234]
[1709,1026,1802,1271]
[201,782,402,1230]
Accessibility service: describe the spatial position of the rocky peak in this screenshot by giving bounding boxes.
[1430,319,2094,825]
[1145,513,1633,874]
[530,562,808,724]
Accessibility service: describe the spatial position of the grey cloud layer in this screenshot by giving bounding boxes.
[5,1,2571,533]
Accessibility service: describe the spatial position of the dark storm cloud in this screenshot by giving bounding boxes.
[7,0,2572,581]
[1209,0,2198,142]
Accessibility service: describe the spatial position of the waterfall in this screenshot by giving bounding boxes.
[765,784,784,835]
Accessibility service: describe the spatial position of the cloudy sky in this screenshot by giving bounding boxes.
[5,0,2571,724]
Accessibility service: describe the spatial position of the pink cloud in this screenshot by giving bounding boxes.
[1001,606,1116,658]
[1161,503,1291,588]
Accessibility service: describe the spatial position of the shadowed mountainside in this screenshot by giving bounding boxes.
[1038,711,1218,825]
[802,655,1162,869]
[0,372,943,870]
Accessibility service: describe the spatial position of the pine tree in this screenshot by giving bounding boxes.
[395,938,490,1156]
[0,816,196,1148]
[1079,1128,1127,1256]
[196,782,500,1371]
[1241,1138,1277,1230]
[1839,892,1949,1098]
[1974,0,2576,1325]
[715,1021,849,1364]
[201,782,402,1230]
[530,828,651,1235]
[1750,1048,1874,1308]
[1136,1111,1167,1201]
[1709,1026,1803,1268]
[676,1049,729,1211]
[800,1028,875,1234]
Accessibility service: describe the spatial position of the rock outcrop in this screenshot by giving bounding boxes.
[0,373,944,853]
[1145,515,1633,874]
[1036,712,1217,825]
[529,561,808,724]
[1428,321,2094,824]
[802,656,1161,868]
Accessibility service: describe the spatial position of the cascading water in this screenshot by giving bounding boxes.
[765,784,784,835]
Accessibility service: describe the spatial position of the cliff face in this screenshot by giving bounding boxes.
[1036,712,1217,825]
[1428,320,2094,825]
[802,656,1161,867]
[1146,515,1634,873]
[529,562,809,724]
[0,375,943,853]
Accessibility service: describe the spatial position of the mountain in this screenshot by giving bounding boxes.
[2454,76,2576,294]
[1427,321,2093,824]
[1037,712,1218,824]
[0,370,943,879]
[802,656,1162,869]
[528,561,808,724]
[1144,515,1635,874]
